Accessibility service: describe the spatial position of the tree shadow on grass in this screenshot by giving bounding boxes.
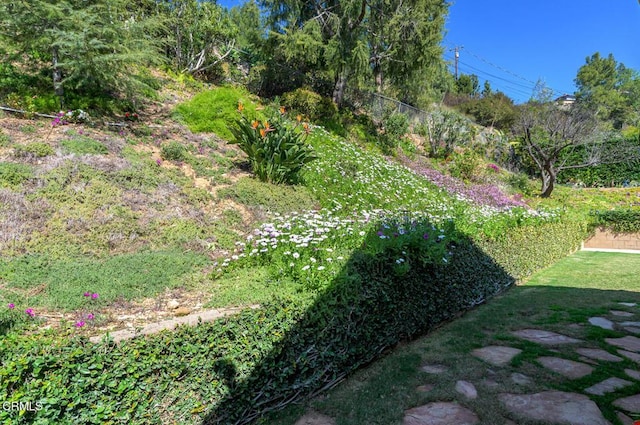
[202,219,516,424]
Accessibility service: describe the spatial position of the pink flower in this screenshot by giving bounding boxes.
[25,308,35,317]
[86,313,95,320]
[75,321,85,328]
[91,293,99,299]
[8,303,15,309]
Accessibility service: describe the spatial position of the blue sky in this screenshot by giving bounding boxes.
[218,0,640,103]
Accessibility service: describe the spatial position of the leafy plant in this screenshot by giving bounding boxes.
[0,162,32,187]
[230,107,317,184]
[14,142,54,158]
[379,112,408,154]
[161,141,187,162]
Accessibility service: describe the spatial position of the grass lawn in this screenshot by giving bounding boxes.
[269,251,640,425]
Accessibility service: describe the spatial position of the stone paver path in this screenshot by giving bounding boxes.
[296,302,640,424]
[403,402,479,425]
[537,356,594,379]
[500,391,610,425]
[471,346,521,366]
[584,377,633,395]
[511,329,582,345]
[576,347,623,362]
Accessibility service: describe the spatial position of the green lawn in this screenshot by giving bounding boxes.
[269,251,640,425]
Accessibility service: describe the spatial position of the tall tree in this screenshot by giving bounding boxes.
[575,52,640,129]
[260,0,449,105]
[0,0,164,107]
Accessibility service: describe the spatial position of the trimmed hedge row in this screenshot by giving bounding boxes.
[591,209,640,234]
[0,218,587,425]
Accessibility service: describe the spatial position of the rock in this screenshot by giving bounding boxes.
[403,402,479,425]
[619,350,640,363]
[620,322,640,327]
[294,411,336,425]
[613,394,640,413]
[166,299,180,309]
[499,391,609,425]
[537,356,594,379]
[617,411,635,425]
[606,336,640,352]
[619,303,638,307]
[625,369,640,380]
[584,377,633,396]
[510,373,533,386]
[455,380,478,399]
[576,348,623,362]
[624,327,640,335]
[512,329,582,345]
[611,310,635,317]
[420,364,448,374]
[589,317,615,330]
[174,306,192,317]
[481,379,500,389]
[471,346,522,366]
[416,384,434,392]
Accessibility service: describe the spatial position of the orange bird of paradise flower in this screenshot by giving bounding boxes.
[237,102,244,112]
[279,106,286,114]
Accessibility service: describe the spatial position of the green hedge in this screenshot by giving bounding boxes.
[591,209,640,233]
[0,218,587,424]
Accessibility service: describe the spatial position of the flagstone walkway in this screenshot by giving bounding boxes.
[295,302,640,425]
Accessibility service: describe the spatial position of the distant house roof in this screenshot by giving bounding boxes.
[555,94,576,103]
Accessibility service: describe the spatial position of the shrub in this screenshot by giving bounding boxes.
[449,149,483,182]
[379,112,408,154]
[160,141,187,162]
[591,209,640,233]
[60,137,108,155]
[174,86,263,140]
[14,142,54,158]
[281,88,338,123]
[230,109,316,184]
[0,162,32,187]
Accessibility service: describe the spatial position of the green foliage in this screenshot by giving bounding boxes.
[217,176,318,214]
[591,209,640,233]
[60,137,108,155]
[416,109,471,158]
[13,142,54,158]
[281,88,338,123]
[457,91,518,130]
[174,86,263,139]
[160,141,187,162]
[230,112,316,184]
[448,149,483,182]
[379,112,408,154]
[0,132,11,147]
[0,162,32,188]
[0,0,165,108]
[476,219,587,280]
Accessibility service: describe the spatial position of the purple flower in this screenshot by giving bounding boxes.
[84,292,91,297]
[423,233,429,240]
[75,321,85,328]
[156,158,162,166]
[25,308,35,317]
[91,293,99,299]
[8,303,15,309]
[86,313,95,320]
[377,230,384,237]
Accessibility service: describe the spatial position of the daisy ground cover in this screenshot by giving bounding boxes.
[215,127,560,290]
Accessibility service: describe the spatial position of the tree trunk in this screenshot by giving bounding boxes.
[373,62,383,94]
[52,46,64,109]
[540,166,556,198]
[332,70,348,106]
